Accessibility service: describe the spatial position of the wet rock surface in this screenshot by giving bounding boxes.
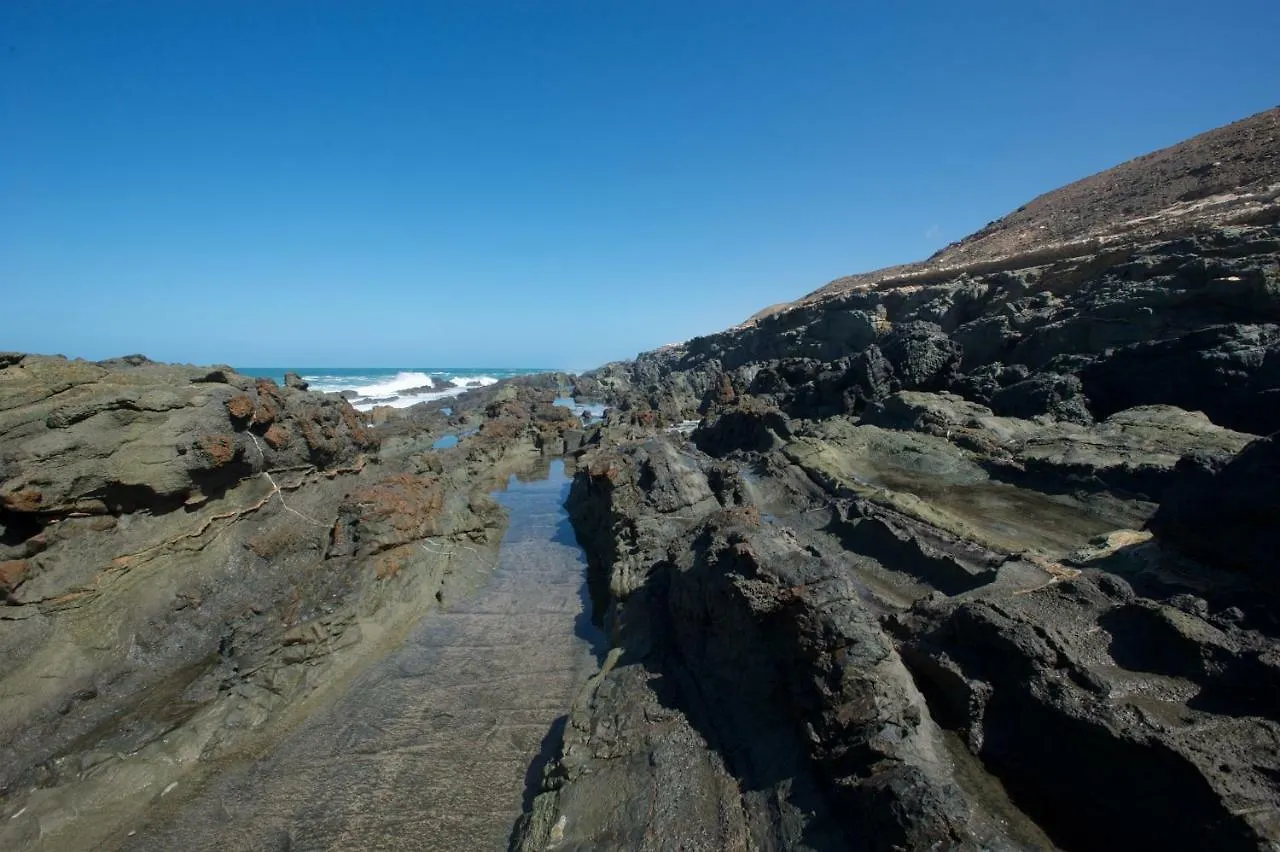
[523,401,1280,849]
[0,357,596,850]
[120,461,601,851]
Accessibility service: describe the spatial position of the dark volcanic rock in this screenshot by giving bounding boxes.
[528,440,1054,850]
[781,346,897,419]
[990,371,1093,424]
[1148,433,1280,579]
[899,578,1280,852]
[521,109,1280,852]
[880,320,963,391]
[862,391,1251,501]
[948,362,1031,405]
[692,403,793,456]
[1080,323,1280,434]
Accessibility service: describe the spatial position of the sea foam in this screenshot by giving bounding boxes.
[299,371,504,412]
[352,371,436,398]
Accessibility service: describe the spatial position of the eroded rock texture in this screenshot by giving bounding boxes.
[4,107,1280,852]
[0,357,592,850]
[517,108,1280,851]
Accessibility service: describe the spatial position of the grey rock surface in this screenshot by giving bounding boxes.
[0,358,595,850]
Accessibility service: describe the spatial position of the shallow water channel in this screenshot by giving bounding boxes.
[126,460,602,851]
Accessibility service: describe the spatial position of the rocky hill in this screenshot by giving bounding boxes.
[749,105,1278,316]
[515,108,1280,851]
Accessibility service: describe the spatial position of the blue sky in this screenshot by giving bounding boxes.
[3,1,1278,370]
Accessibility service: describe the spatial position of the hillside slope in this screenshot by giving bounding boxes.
[783,105,1279,311]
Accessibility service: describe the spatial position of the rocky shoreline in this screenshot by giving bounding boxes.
[0,356,592,849]
[3,106,1279,851]
[513,111,1280,851]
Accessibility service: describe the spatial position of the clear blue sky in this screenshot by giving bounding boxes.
[3,1,1278,370]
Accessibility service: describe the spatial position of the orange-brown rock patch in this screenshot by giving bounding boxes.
[328,473,446,558]
[198,434,238,467]
[0,559,30,592]
[226,394,255,422]
[263,423,292,450]
[2,488,43,512]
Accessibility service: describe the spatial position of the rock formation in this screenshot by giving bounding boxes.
[4,105,1280,852]
[0,358,589,849]
[515,106,1280,851]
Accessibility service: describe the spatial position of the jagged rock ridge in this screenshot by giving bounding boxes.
[516,107,1280,851]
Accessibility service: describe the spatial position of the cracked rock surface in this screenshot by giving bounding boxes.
[0,356,593,850]
[516,108,1280,851]
[119,461,602,851]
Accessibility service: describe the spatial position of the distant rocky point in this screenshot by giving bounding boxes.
[750,105,1279,320]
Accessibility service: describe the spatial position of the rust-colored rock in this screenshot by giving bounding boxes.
[197,434,239,467]
[485,399,531,421]
[480,418,526,441]
[3,489,43,512]
[252,378,284,427]
[630,410,660,427]
[337,402,377,450]
[587,457,622,482]
[328,473,446,558]
[371,546,413,580]
[226,394,254,423]
[0,560,30,592]
[298,419,332,458]
[263,423,292,450]
[713,373,737,407]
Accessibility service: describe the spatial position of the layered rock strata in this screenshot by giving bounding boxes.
[0,357,590,850]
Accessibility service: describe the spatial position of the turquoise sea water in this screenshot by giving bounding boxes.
[237,367,555,411]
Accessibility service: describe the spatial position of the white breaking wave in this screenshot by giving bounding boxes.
[350,386,463,411]
[291,370,507,412]
[352,371,436,398]
[452,375,499,388]
[302,374,385,394]
[344,374,502,412]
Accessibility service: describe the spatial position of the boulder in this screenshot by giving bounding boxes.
[1148,432,1280,576]
[948,362,1031,405]
[990,371,1093,424]
[879,321,963,392]
[692,404,792,456]
[0,356,376,516]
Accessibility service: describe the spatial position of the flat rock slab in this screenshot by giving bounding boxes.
[120,461,601,852]
[782,420,1150,561]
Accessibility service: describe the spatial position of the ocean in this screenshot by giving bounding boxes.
[236,367,556,412]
